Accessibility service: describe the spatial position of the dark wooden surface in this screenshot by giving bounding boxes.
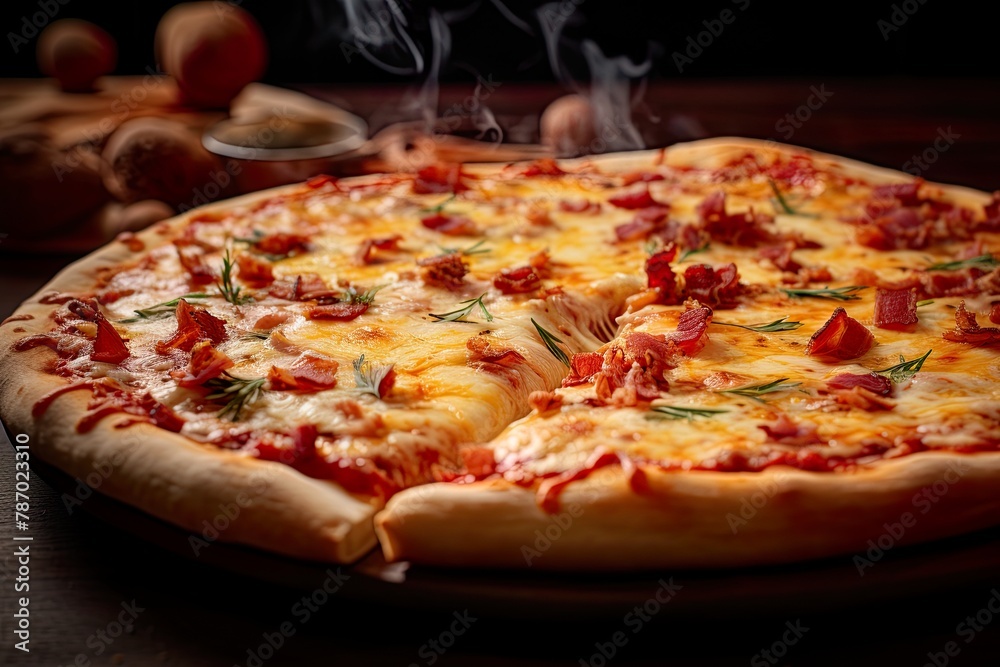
[3,78,1000,666]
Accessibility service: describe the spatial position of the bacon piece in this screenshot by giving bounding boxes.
[872,180,924,207]
[91,315,129,364]
[176,246,215,285]
[267,273,327,301]
[697,191,775,247]
[528,390,563,413]
[943,301,1000,346]
[355,235,402,265]
[147,401,185,433]
[759,414,823,445]
[834,387,895,411]
[417,254,468,289]
[253,311,290,330]
[61,298,101,324]
[528,249,553,278]
[459,446,497,478]
[645,245,679,304]
[683,263,741,309]
[827,373,892,396]
[856,208,930,250]
[420,212,478,236]
[666,306,712,356]
[873,288,918,331]
[254,233,309,256]
[621,332,676,380]
[615,206,669,241]
[608,187,664,210]
[621,171,665,186]
[562,352,603,387]
[466,336,526,368]
[156,299,227,353]
[558,199,601,214]
[268,353,339,392]
[991,303,1000,325]
[307,302,369,321]
[413,163,468,194]
[492,265,542,295]
[171,341,233,388]
[517,158,564,177]
[758,242,801,273]
[806,308,876,360]
[235,253,274,287]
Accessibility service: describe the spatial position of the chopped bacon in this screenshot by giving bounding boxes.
[528,249,553,277]
[413,163,468,194]
[492,265,542,295]
[991,303,1000,325]
[759,414,823,446]
[558,199,601,214]
[171,341,233,388]
[254,233,310,257]
[420,212,478,236]
[608,187,664,210]
[872,180,924,207]
[979,192,1000,232]
[621,171,665,186]
[759,242,801,273]
[615,206,669,241]
[417,254,468,289]
[459,446,497,478]
[834,386,895,411]
[235,253,274,287]
[562,352,603,387]
[467,336,526,368]
[806,308,876,360]
[683,263,742,309]
[355,235,402,265]
[307,302,369,321]
[517,158,564,177]
[155,299,227,353]
[268,273,327,301]
[91,315,129,364]
[645,245,679,304]
[873,288,918,331]
[827,372,892,396]
[666,306,713,356]
[253,312,289,330]
[943,301,1000,346]
[147,401,185,432]
[268,353,339,392]
[176,246,215,285]
[697,191,775,247]
[61,299,101,324]
[528,390,563,413]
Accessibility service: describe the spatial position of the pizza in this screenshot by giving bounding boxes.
[2,137,999,571]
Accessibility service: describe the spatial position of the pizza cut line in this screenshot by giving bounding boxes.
[1,137,999,570]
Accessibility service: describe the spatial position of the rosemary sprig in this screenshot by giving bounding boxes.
[217,249,253,305]
[233,230,265,245]
[718,378,801,402]
[430,293,494,323]
[340,284,386,306]
[926,254,998,272]
[916,299,935,308]
[120,293,211,323]
[781,285,868,301]
[421,194,457,214]
[768,179,819,218]
[678,242,710,262]
[714,317,803,333]
[436,239,491,257]
[647,405,729,421]
[241,331,270,341]
[531,318,570,367]
[204,372,266,421]
[874,349,932,384]
[352,354,394,399]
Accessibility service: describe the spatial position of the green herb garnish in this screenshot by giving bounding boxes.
[718,378,801,402]
[340,284,386,306]
[436,239,491,257]
[204,373,266,421]
[352,354,394,399]
[531,318,570,367]
[874,349,932,384]
[421,194,457,214]
[647,405,729,421]
[926,254,999,272]
[916,299,935,308]
[781,285,868,301]
[768,179,819,218]
[714,317,803,333]
[217,249,253,305]
[430,294,494,323]
[120,293,211,323]
[678,242,710,262]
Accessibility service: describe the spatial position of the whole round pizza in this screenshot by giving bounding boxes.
[2,137,998,570]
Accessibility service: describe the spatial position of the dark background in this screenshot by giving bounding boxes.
[0,0,995,83]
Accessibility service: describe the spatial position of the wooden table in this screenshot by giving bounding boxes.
[3,78,1000,667]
